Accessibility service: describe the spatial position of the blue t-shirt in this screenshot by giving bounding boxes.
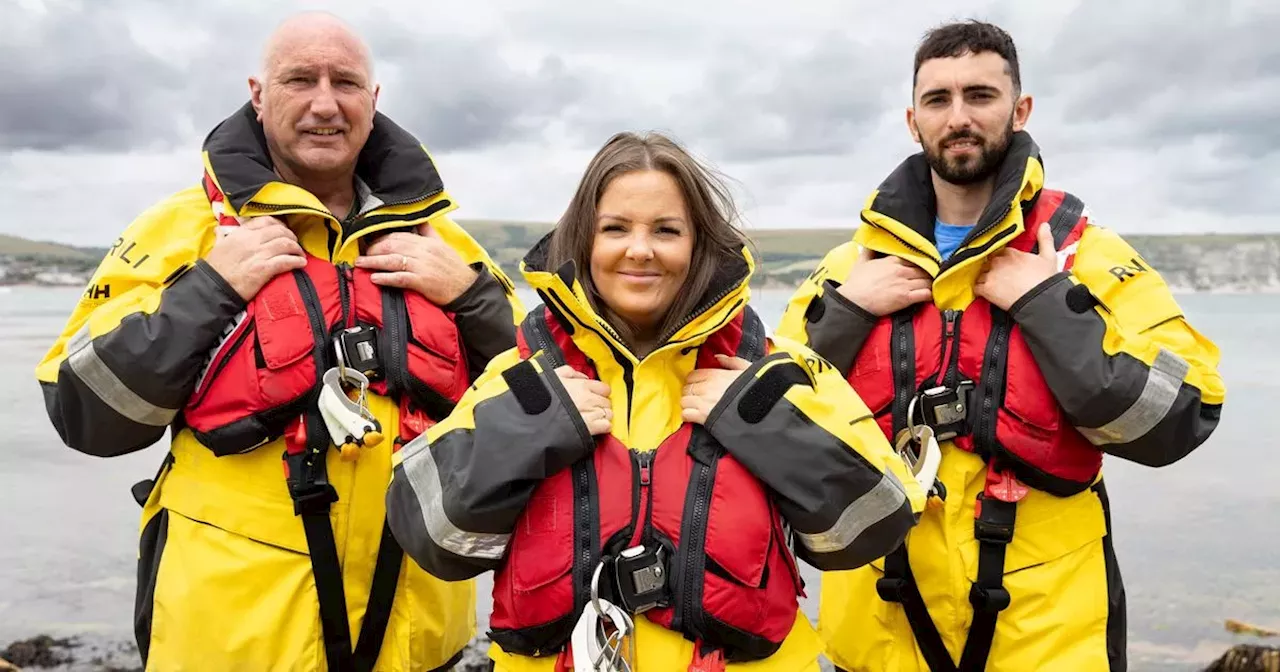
[935,218,974,261]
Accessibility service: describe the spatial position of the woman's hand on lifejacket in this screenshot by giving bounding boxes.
[974,223,1058,311]
[357,224,479,305]
[205,216,308,301]
[555,366,613,436]
[681,354,751,425]
[837,245,933,316]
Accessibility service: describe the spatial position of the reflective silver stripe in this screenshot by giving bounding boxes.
[65,325,179,427]
[796,472,907,555]
[400,434,510,560]
[1078,348,1190,445]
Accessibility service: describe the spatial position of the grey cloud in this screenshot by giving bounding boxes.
[561,32,902,163]
[1036,0,1280,157]
[0,2,592,154]
[372,31,587,151]
[0,5,189,151]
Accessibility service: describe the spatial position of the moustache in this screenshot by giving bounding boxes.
[941,131,983,147]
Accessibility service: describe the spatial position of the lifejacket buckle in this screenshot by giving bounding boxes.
[611,544,670,614]
[334,325,383,381]
[911,380,975,440]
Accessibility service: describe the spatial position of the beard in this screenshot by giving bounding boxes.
[922,117,1015,186]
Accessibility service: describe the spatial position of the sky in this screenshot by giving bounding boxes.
[2,0,1278,246]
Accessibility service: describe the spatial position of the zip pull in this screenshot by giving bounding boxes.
[637,451,652,486]
[942,309,959,337]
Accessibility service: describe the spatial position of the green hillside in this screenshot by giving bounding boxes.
[0,234,93,260]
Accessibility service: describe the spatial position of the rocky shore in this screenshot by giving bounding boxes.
[4,632,1278,671]
[0,635,495,672]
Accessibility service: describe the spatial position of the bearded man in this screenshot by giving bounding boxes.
[776,19,1225,672]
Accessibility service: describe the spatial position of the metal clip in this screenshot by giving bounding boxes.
[570,563,635,671]
[318,367,384,461]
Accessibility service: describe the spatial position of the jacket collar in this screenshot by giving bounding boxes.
[857,130,1046,277]
[200,101,449,220]
[519,230,754,363]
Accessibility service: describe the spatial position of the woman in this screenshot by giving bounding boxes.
[386,132,926,671]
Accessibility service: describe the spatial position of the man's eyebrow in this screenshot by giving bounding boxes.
[331,67,366,81]
[963,84,1000,95]
[278,66,315,79]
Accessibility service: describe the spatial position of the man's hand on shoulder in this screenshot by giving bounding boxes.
[974,222,1058,311]
[357,223,479,306]
[837,245,933,316]
[204,216,308,301]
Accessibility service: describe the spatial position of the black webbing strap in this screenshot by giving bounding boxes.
[288,409,354,672]
[352,522,405,672]
[878,545,957,672]
[957,495,1016,670]
[876,495,1018,672]
[287,410,406,672]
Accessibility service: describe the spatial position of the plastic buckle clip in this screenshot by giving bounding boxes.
[612,545,670,614]
[917,380,975,440]
[875,577,909,603]
[334,325,382,381]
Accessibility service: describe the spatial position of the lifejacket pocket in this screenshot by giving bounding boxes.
[653,431,800,662]
[998,325,1061,434]
[849,321,896,418]
[184,268,325,456]
[489,468,577,655]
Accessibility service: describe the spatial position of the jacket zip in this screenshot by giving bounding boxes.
[674,439,719,635]
[938,309,963,389]
[890,314,916,436]
[337,262,355,329]
[627,451,654,547]
[975,312,1012,456]
[384,291,410,396]
[862,216,938,265]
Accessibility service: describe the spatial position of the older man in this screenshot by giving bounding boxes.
[35,12,522,671]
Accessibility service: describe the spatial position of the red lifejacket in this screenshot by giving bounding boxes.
[181,252,470,457]
[848,189,1099,496]
[487,305,805,663]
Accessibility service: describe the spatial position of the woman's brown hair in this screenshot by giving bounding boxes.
[546,131,752,355]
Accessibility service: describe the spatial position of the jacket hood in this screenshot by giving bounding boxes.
[519,228,755,362]
[857,130,1046,278]
[201,101,448,212]
[198,101,461,258]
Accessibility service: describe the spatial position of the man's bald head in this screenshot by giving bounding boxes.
[248,11,380,194]
[259,12,375,86]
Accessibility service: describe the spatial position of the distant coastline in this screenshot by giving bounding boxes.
[5,225,1280,294]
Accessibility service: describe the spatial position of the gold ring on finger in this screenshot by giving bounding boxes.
[401,254,409,272]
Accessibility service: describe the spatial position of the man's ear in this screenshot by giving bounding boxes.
[249,77,265,120]
[906,106,921,144]
[1012,93,1034,132]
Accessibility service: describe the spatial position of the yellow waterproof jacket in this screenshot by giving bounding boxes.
[776,131,1225,672]
[35,102,524,671]
[385,234,927,671]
